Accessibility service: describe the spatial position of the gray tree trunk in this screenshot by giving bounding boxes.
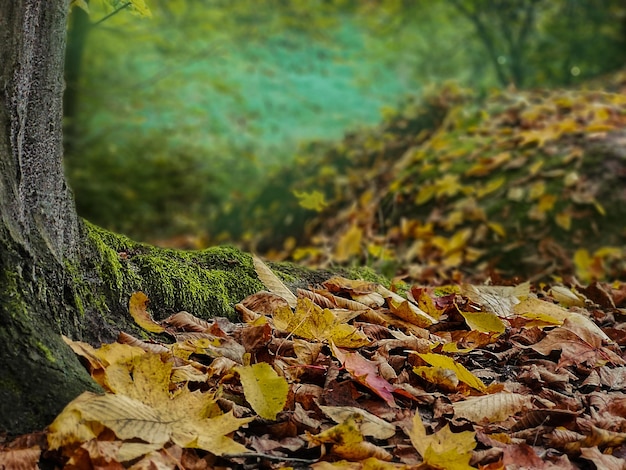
[0,0,100,434]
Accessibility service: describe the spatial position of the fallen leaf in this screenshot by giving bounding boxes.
[235,362,289,420]
[128,292,165,333]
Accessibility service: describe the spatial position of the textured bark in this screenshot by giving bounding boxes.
[0,0,100,434]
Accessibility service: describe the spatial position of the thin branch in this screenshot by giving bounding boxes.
[450,0,510,86]
[93,2,132,26]
[224,452,316,464]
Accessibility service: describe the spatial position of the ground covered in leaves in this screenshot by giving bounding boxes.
[221,71,626,284]
[2,258,626,469]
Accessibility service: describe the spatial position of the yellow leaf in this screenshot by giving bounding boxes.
[574,248,592,283]
[415,184,436,205]
[273,297,369,348]
[409,412,476,470]
[528,181,545,200]
[513,297,611,342]
[319,405,396,440]
[515,312,562,328]
[235,363,288,420]
[378,285,436,327]
[537,194,557,213]
[48,392,101,450]
[487,222,506,238]
[519,128,558,148]
[417,353,486,392]
[435,174,462,198]
[308,415,364,446]
[334,224,363,262]
[476,176,505,198]
[54,390,252,456]
[128,0,152,18]
[413,365,459,390]
[555,211,572,230]
[104,353,171,406]
[128,292,164,333]
[460,311,506,334]
[293,190,328,212]
[367,243,395,261]
[465,152,511,177]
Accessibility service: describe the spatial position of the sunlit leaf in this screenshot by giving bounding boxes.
[409,412,476,470]
[293,189,328,212]
[235,363,288,420]
[128,292,164,333]
[460,311,506,334]
[417,353,486,392]
[334,224,363,262]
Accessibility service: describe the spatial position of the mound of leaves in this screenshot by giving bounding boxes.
[233,74,626,283]
[3,258,626,469]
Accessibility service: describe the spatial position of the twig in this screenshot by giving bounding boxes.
[93,2,132,26]
[224,452,316,464]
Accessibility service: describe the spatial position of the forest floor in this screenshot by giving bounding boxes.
[2,73,626,469]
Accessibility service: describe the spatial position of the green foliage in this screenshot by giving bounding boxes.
[68,139,219,241]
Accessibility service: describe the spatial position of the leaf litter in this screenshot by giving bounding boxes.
[2,260,626,469]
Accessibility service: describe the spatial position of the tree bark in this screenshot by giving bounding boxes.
[0,0,100,434]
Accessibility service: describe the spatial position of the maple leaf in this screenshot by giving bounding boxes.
[273,297,370,348]
[293,189,328,212]
[409,411,476,470]
[48,352,253,456]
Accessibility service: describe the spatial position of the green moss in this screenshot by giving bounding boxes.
[84,222,264,320]
[343,266,389,286]
[82,222,393,323]
[35,341,56,363]
[0,269,29,321]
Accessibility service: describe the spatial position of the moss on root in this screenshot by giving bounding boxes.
[83,221,265,321]
[79,222,391,331]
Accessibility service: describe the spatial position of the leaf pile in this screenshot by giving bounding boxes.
[3,262,626,468]
[229,76,626,282]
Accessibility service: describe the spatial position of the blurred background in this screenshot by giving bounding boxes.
[64,0,626,275]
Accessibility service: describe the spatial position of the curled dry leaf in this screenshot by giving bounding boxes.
[319,405,397,439]
[128,291,165,333]
[253,255,298,308]
[452,393,533,424]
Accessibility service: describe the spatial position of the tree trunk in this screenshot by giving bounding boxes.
[0,0,380,436]
[63,4,91,157]
[0,0,100,434]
